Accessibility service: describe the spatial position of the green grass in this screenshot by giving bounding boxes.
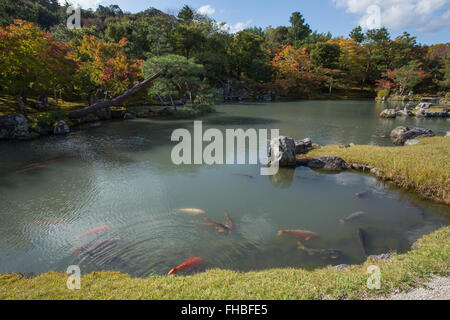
[0,226,448,300]
[306,137,450,204]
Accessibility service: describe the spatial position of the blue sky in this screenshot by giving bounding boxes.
[69,0,450,44]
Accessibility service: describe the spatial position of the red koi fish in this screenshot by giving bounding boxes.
[278,229,319,241]
[168,257,203,276]
[76,225,109,239]
[16,159,56,174]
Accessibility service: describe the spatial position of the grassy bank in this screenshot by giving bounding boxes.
[0,226,448,300]
[307,137,450,204]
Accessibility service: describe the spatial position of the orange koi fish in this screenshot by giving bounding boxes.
[76,225,109,239]
[16,159,56,174]
[278,229,319,241]
[168,257,203,276]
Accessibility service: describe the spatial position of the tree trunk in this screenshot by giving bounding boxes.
[69,71,163,119]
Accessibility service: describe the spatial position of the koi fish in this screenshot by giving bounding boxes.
[232,174,254,180]
[16,159,56,174]
[278,229,319,241]
[356,191,370,199]
[340,212,366,224]
[174,208,206,216]
[224,212,233,230]
[168,257,203,276]
[74,238,121,255]
[297,242,343,259]
[356,228,368,257]
[203,217,232,234]
[76,225,109,239]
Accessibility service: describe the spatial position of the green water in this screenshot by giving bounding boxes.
[0,100,448,277]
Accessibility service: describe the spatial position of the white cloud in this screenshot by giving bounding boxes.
[196,4,216,16]
[220,20,253,33]
[58,0,102,10]
[334,0,450,33]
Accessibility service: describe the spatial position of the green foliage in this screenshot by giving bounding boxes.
[377,90,389,99]
[310,42,341,69]
[143,54,213,105]
[229,29,266,79]
[37,110,66,127]
[349,26,365,44]
[293,31,332,49]
[0,0,60,29]
[289,12,311,42]
[0,2,448,108]
[0,20,77,104]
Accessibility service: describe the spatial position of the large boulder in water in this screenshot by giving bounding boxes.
[53,120,70,135]
[392,127,435,146]
[380,109,397,118]
[295,138,313,154]
[0,114,29,139]
[269,136,297,166]
[390,126,410,140]
[308,156,349,170]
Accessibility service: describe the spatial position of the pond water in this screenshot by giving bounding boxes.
[0,100,449,277]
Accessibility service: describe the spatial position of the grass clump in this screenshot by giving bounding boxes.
[0,226,448,300]
[307,137,450,204]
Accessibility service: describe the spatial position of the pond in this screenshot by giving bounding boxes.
[0,100,449,277]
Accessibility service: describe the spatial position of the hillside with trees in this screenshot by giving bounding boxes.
[0,2,449,116]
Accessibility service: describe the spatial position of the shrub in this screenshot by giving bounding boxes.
[377,90,389,99]
[37,111,66,128]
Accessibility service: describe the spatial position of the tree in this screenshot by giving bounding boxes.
[178,5,195,22]
[294,31,332,49]
[390,32,424,69]
[349,26,365,44]
[289,12,311,42]
[229,29,266,78]
[329,38,369,85]
[0,20,76,112]
[270,45,326,96]
[310,42,341,69]
[70,35,143,103]
[265,26,290,48]
[377,61,429,95]
[142,54,211,105]
[171,19,207,58]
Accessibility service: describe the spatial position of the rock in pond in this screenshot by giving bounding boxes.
[391,127,435,146]
[53,120,70,135]
[123,113,135,120]
[446,131,450,137]
[269,136,297,166]
[390,126,410,140]
[295,138,313,154]
[380,109,397,119]
[308,156,349,170]
[0,114,29,139]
